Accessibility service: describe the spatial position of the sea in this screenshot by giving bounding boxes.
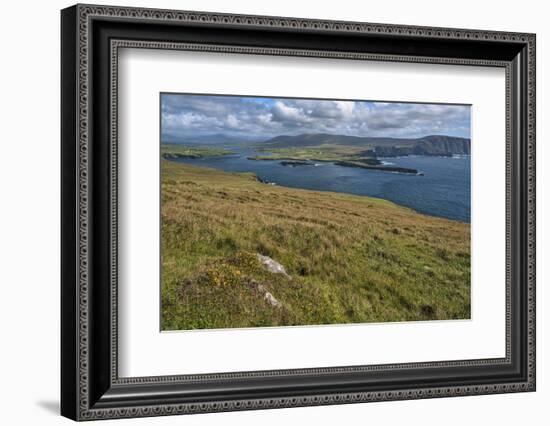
[169,146,471,223]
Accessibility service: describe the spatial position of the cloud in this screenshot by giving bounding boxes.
[161,94,471,141]
[226,114,240,128]
[271,101,312,124]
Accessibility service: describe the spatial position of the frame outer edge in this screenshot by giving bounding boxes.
[527,33,536,390]
[61,4,80,422]
[76,2,93,420]
[67,4,536,421]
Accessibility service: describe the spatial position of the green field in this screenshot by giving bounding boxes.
[161,160,470,331]
[249,144,376,162]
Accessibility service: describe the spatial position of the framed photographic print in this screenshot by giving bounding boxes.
[61,4,536,421]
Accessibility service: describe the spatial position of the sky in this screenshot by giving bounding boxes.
[161,94,471,142]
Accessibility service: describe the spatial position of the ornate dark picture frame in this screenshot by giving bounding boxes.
[61,4,536,421]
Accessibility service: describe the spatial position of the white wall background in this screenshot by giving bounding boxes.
[0,0,547,424]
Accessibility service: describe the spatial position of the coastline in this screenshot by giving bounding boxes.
[163,158,470,224]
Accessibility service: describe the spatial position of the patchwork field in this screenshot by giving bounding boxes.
[161,160,470,330]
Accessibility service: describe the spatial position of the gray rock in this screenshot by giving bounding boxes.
[264,292,281,308]
[246,278,281,308]
[256,254,291,279]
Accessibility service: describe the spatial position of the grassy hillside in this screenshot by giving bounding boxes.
[161,160,470,331]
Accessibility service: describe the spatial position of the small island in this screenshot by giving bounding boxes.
[248,145,420,175]
[280,160,314,167]
[334,160,418,174]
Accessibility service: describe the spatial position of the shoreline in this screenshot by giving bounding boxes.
[250,173,470,225]
[163,158,470,225]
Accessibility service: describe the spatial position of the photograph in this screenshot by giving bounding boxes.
[160,93,472,331]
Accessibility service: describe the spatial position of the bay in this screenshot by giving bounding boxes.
[169,146,471,223]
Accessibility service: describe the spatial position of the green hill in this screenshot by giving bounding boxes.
[261,133,470,157]
[161,161,470,330]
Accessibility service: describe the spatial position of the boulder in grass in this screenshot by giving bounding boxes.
[256,254,291,279]
[264,292,281,308]
[246,278,282,308]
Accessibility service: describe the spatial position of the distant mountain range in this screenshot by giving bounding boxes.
[164,133,260,145]
[262,133,471,157]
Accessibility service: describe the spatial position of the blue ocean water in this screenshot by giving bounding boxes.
[170,147,471,223]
